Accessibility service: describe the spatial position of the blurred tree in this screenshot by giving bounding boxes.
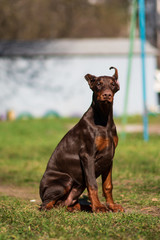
[0,0,129,40]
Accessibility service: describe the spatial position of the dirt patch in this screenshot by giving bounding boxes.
[68,124,160,134]
[140,206,160,217]
[0,185,41,203]
[122,205,160,217]
[117,124,160,134]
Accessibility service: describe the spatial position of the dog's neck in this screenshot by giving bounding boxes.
[91,94,114,127]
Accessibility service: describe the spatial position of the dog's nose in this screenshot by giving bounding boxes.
[102,92,113,102]
[103,93,112,99]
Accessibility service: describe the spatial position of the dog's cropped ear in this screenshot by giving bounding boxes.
[109,67,118,80]
[85,74,96,90]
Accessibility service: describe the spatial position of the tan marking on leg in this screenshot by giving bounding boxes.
[67,202,81,212]
[102,167,114,205]
[67,202,92,212]
[102,166,124,212]
[88,186,108,212]
[45,200,56,210]
[95,136,110,151]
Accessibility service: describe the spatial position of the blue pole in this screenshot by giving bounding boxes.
[138,0,149,141]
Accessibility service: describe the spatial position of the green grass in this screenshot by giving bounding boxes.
[0,118,78,187]
[0,117,160,240]
[0,196,160,240]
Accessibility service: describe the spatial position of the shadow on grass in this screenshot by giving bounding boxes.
[78,195,92,212]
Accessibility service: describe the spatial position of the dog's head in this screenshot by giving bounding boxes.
[85,67,120,104]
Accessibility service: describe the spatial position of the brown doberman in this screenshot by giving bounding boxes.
[39,67,124,213]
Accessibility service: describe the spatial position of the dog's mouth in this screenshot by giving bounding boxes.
[101,96,113,104]
[106,96,113,103]
[99,99,113,105]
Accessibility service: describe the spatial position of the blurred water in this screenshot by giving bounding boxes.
[0,55,157,118]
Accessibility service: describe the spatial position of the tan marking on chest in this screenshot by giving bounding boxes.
[113,136,118,148]
[95,136,110,151]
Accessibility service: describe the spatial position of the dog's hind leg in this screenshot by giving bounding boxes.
[65,186,92,212]
[64,185,85,211]
[40,170,73,210]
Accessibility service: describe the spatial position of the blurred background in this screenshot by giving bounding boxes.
[0,0,160,119]
[1,2,160,238]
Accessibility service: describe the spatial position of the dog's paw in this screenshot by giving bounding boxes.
[67,203,81,212]
[92,204,109,213]
[107,203,125,212]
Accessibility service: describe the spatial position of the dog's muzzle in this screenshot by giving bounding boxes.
[97,91,113,103]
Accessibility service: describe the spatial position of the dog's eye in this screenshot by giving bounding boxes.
[97,81,103,87]
[111,82,115,87]
[96,82,103,90]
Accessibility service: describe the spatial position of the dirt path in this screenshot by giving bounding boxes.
[117,124,160,134]
[0,185,41,203]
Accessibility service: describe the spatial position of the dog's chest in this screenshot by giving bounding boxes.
[95,136,111,152]
[94,134,115,172]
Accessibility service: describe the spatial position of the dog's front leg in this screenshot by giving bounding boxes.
[80,152,108,213]
[102,163,124,212]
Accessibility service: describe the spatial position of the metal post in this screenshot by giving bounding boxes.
[138,0,149,141]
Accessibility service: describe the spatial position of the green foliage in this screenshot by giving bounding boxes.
[0,117,160,239]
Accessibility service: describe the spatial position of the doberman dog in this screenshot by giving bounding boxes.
[39,67,124,213]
